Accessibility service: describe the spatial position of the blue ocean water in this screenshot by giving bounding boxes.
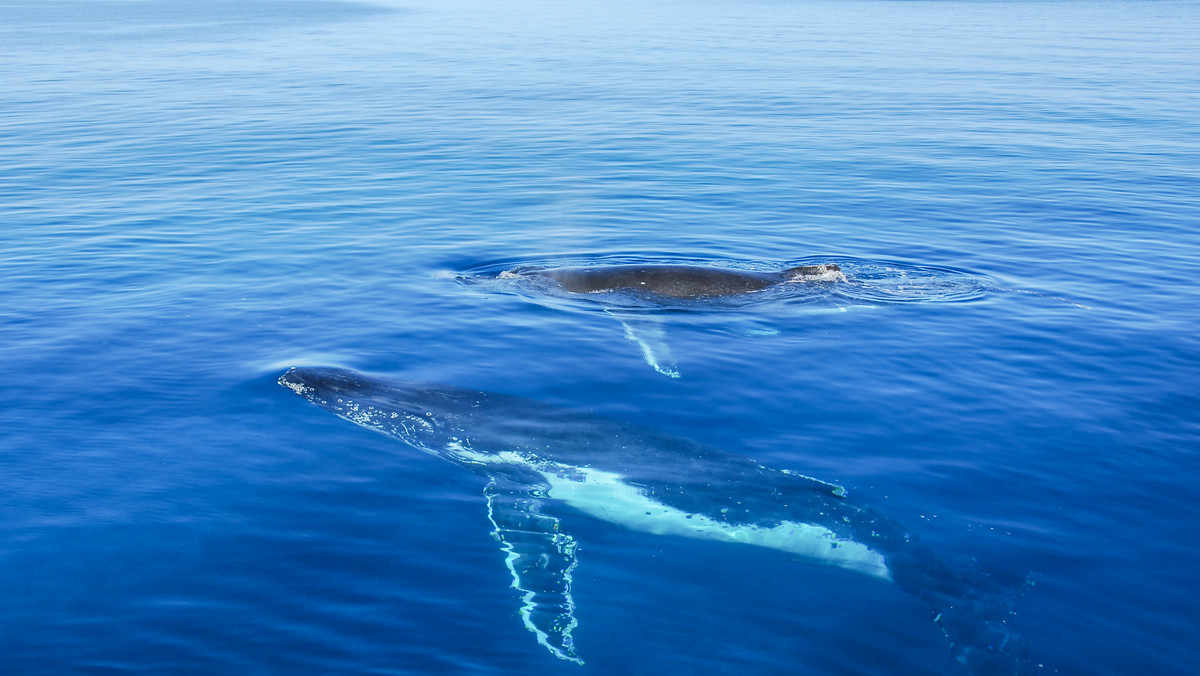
[2,0,1198,673]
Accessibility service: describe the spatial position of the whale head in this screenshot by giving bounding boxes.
[279,366,478,454]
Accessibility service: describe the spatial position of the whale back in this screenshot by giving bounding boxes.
[518,263,841,299]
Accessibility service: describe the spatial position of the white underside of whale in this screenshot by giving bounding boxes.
[458,447,891,580]
[542,464,891,580]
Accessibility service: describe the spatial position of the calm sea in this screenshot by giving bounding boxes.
[2,0,1198,674]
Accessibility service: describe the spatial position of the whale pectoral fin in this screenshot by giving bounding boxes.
[742,321,781,337]
[603,309,680,378]
[484,479,584,665]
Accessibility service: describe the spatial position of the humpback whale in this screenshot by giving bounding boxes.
[278,367,1034,676]
[493,263,846,377]
[503,263,845,299]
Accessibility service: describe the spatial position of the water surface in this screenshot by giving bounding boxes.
[2,0,1198,674]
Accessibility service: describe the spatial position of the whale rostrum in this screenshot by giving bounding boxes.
[279,367,1034,676]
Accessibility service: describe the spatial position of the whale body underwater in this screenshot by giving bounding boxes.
[502,263,846,298]
[278,367,1034,676]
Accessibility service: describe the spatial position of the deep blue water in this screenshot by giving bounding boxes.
[2,0,1199,674]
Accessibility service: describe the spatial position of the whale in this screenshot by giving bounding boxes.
[278,367,1034,676]
[492,263,846,377]
[502,263,845,299]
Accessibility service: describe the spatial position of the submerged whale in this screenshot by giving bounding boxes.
[503,263,845,299]
[278,367,1034,675]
